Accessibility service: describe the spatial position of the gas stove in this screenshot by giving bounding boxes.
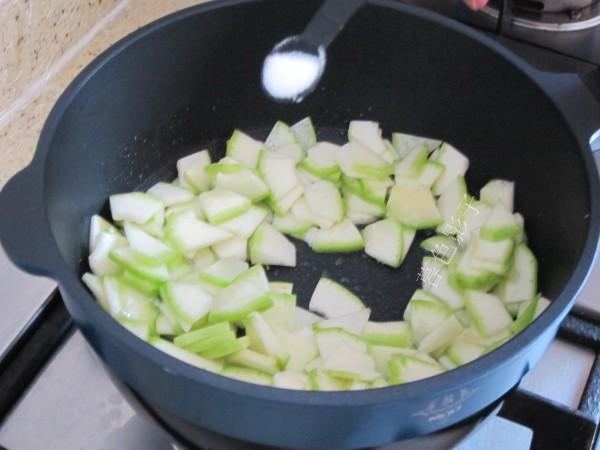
[1,1,599,449]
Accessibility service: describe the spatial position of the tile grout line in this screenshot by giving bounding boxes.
[0,0,130,129]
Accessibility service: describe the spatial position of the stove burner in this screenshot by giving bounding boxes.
[484,0,600,30]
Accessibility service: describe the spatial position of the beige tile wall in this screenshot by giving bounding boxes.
[0,0,120,114]
[0,0,205,188]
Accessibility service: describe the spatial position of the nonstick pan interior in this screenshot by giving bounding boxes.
[41,2,591,313]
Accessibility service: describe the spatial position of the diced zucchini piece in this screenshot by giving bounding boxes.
[155,301,182,336]
[265,121,299,150]
[204,158,247,180]
[406,295,452,344]
[304,180,345,224]
[305,357,323,372]
[296,166,323,185]
[109,192,164,224]
[360,177,393,205]
[455,309,471,327]
[380,142,398,165]
[177,150,212,193]
[82,272,109,310]
[109,247,170,282]
[480,179,514,212]
[227,348,279,374]
[219,206,268,238]
[214,169,269,203]
[199,259,249,287]
[180,328,237,354]
[314,327,367,359]
[346,141,393,178]
[89,215,119,253]
[391,132,441,159]
[431,143,469,196]
[243,312,289,369]
[298,142,341,179]
[362,321,412,347]
[261,293,297,331]
[313,308,371,335]
[291,117,317,150]
[273,371,309,390]
[506,301,522,318]
[436,176,467,235]
[322,342,379,382]
[420,257,465,310]
[511,294,541,334]
[348,120,386,155]
[147,182,194,206]
[418,315,463,356]
[212,236,248,260]
[271,143,305,163]
[103,277,158,323]
[160,281,213,332]
[267,184,303,217]
[208,266,272,323]
[269,281,294,294]
[221,365,273,386]
[437,354,458,370]
[173,321,233,347]
[120,270,161,296]
[309,277,365,318]
[473,236,514,265]
[165,196,205,221]
[150,337,223,373]
[417,161,444,188]
[226,130,263,168]
[190,248,217,271]
[394,145,429,180]
[119,319,152,341]
[388,354,444,384]
[344,189,385,219]
[464,290,513,337]
[89,232,128,276]
[446,328,486,365]
[451,243,502,291]
[401,227,416,261]
[362,219,404,268]
[295,307,322,329]
[199,336,248,360]
[123,223,176,265]
[462,200,492,237]
[307,219,364,253]
[387,181,442,229]
[273,326,319,372]
[272,212,313,238]
[308,369,348,391]
[480,204,522,241]
[493,243,538,304]
[534,296,550,319]
[166,211,232,254]
[249,222,296,267]
[368,346,430,378]
[420,235,459,262]
[198,189,252,224]
[259,152,301,201]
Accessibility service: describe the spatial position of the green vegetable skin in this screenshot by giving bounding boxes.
[83,117,547,391]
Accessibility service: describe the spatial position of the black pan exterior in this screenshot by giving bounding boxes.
[0,1,598,448]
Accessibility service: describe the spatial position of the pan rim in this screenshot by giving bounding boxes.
[33,0,600,408]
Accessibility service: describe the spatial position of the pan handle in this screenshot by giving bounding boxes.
[0,164,60,277]
[532,69,600,154]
